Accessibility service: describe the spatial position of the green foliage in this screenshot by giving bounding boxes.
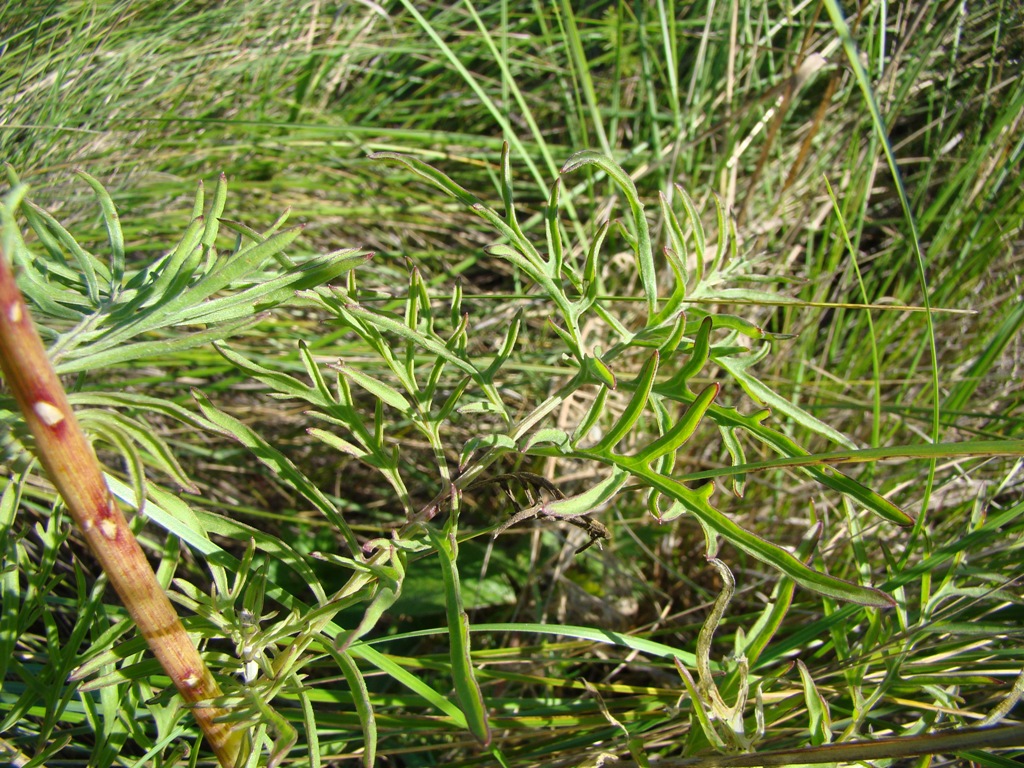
[2,1,1023,767]
[0,140,908,766]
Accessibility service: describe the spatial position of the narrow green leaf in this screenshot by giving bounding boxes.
[661,316,713,392]
[562,150,656,314]
[237,250,371,315]
[580,218,611,311]
[192,390,361,555]
[370,151,481,208]
[456,400,506,417]
[675,393,913,527]
[436,376,472,423]
[653,466,892,605]
[4,224,85,319]
[335,650,377,768]
[21,199,103,305]
[172,225,305,311]
[190,178,205,219]
[545,178,564,279]
[470,201,528,250]
[337,545,405,652]
[711,193,728,272]
[405,266,427,335]
[498,141,524,237]
[816,467,914,526]
[484,243,544,281]
[674,659,728,750]
[336,363,414,416]
[736,525,808,668]
[651,196,691,326]
[572,385,609,448]
[53,315,263,375]
[66,391,210,433]
[521,428,571,453]
[297,682,322,768]
[651,247,688,326]
[344,302,478,377]
[138,216,205,311]
[75,407,197,492]
[587,353,617,390]
[483,308,522,379]
[658,310,689,358]
[75,170,125,293]
[425,527,491,746]
[307,427,368,461]
[707,313,766,340]
[298,340,337,404]
[720,426,747,497]
[676,186,706,285]
[592,352,659,454]
[215,341,330,406]
[0,479,24,687]
[202,173,228,249]
[450,279,463,329]
[462,434,517,468]
[471,622,700,667]
[547,319,582,358]
[542,467,630,518]
[660,190,689,270]
[797,660,832,746]
[634,382,719,464]
[349,643,468,728]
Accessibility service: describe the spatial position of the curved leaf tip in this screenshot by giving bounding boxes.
[560,149,607,175]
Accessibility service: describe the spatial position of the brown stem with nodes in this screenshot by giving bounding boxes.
[0,247,244,767]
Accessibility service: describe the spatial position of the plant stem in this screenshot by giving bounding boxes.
[0,249,245,767]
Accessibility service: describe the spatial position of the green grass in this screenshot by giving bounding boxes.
[2,1,1023,767]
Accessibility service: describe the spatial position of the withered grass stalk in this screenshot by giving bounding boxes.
[0,248,244,767]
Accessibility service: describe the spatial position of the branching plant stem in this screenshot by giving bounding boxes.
[0,248,244,767]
